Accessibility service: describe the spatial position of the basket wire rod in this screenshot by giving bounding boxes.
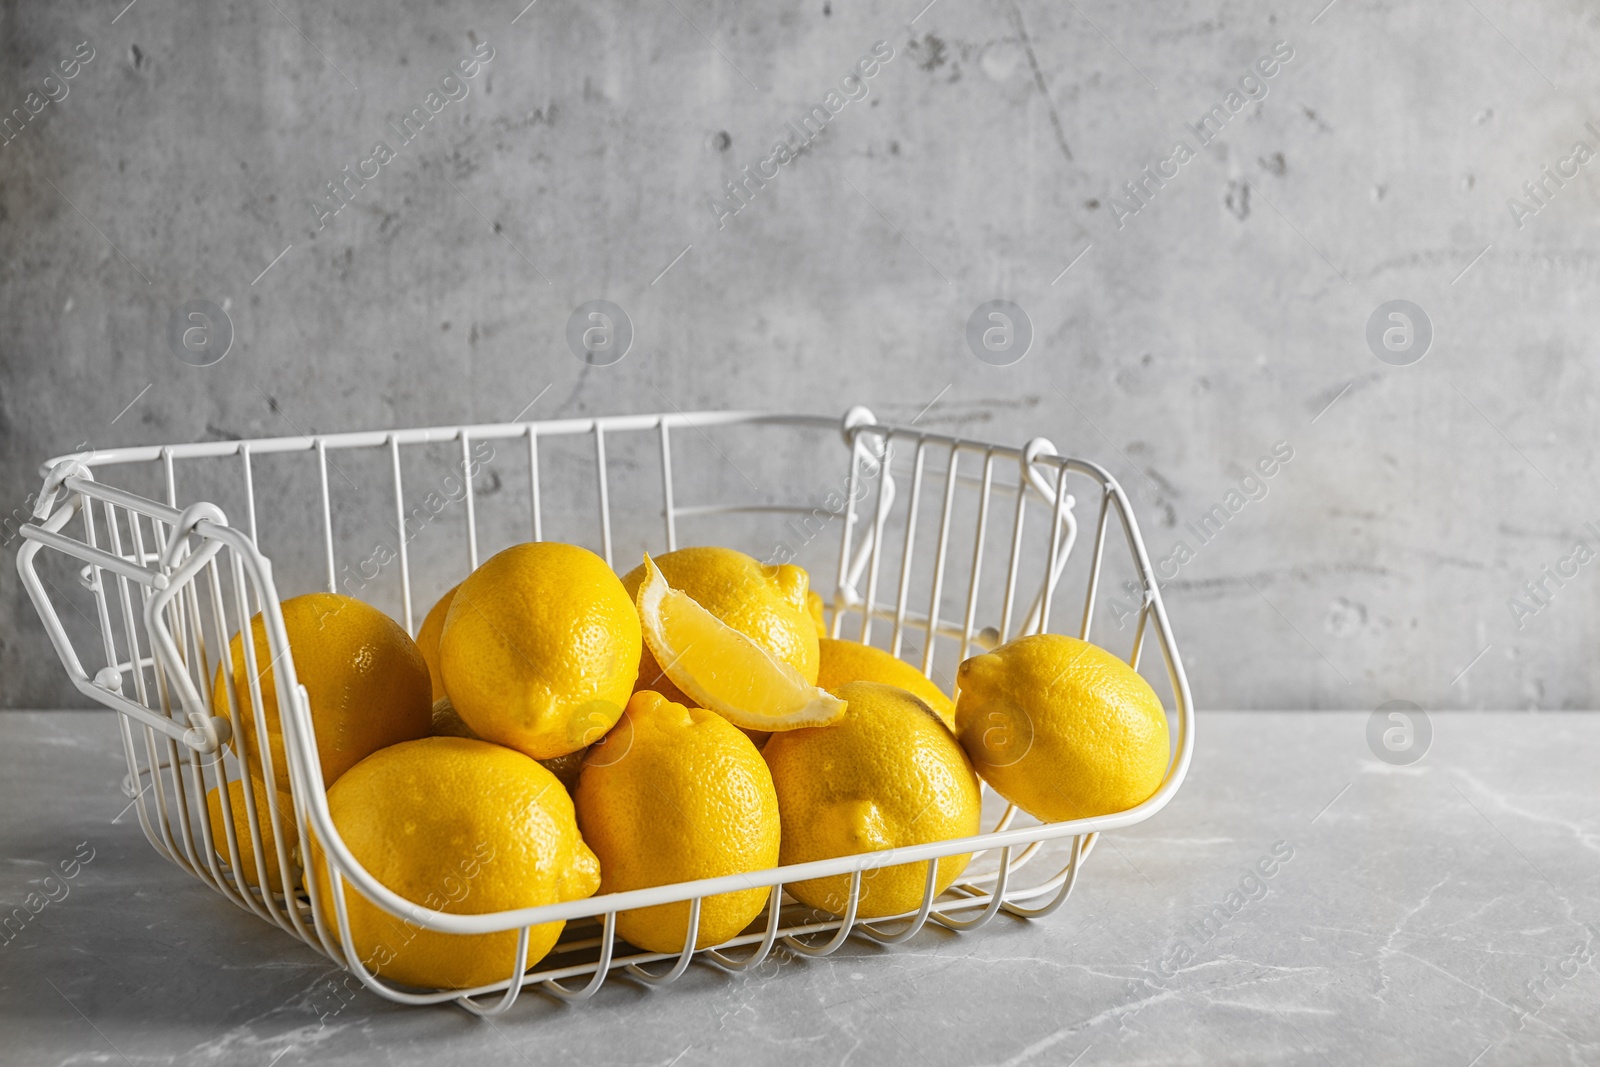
[542,912,618,1002]
[141,540,205,874]
[162,563,214,883]
[526,426,542,542]
[782,870,862,956]
[658,419,678,552]
[624,896,703,985]
[193,555,268,919]
[1079,488,1112,644]
[857,432,895,646]
[1001,834,1088,919]
[316,440,337,593]
[76,496,125,698]
[219,547,302,927]
[146,518,208,874]
[1103,488,1194,790]
[921,444,961,678]
[102,502,154,715]
[594,423,614,568]
[142,526,233,751]
[187,742,259,917]
[323,863,468,1007]
[205,552,291,928]
[1005,832,1100,904]
[115,709,166,860]
[387,436,413,634]
[225,546,315,944]
[453,926,534,1017]
[998,468,1030,645]
[17,525,163,587]
[957,452,998,665]
[704,884,784,971]
[239,445,258,545]
[42,410,807,473]
[88,499,193,873]
[1035,461,1075,636]
[1128,603,1150,670]
[123,511,186,865]
[889,440,928,659]
[957,839,1046,887]
[460,432,480,573]
[112,502,197,876]
[832,425,866,638]
[831,437,897,636]
[167,575,213,874]
[858,860,939,944]
[16,497,110,688]
[162,447,177,509]
[931,847,1012,931]
[57,474,182,526]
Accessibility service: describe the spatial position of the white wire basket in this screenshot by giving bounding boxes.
[16,406,1193,1014]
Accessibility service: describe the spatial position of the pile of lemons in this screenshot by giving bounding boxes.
[206,543,1169,991]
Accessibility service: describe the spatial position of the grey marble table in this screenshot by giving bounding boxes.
[2,710,1597,1066]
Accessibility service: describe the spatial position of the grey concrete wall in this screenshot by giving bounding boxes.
[2,0,1598,710]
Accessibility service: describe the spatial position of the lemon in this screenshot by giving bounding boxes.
[807,589,827,638]
[632,555,844,732]
[205,777,297,893]
[816,637,955,728]
[620,547,820,702]
[762,681,981,918]
[954,633,1169,822]
[306,736,600,991]
[416,583,459,702]
[430,696,586,792]
[575,691,779,952]
[439,542,640,760]
[214,593,432,790]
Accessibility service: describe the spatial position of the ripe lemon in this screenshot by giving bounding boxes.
[816,637,955,728]
[430,696,586,792]
[214,593,432,790]
[205,777,297,893]
[762,681,981,918]
[439,542,640,760]
[575,691,779,952]
[954,633,1169,822]
[632,555,843,732]
[306,736,600,991]
[620,547,820,702]
[807,590,827,637]
[416,583,459,702]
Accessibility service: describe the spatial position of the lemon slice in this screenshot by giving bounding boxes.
[635,554,846,732]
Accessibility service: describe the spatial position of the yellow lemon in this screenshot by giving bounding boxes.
[439,542,640,760]
[632,555,843,732]
[205,777,297,893]
[213,593,432,790]
[762,681,981,918]
[416,583,459,702]
[620,546,820,702]
[575,691,779,952]
[954,633,1169,822]
[816,637,955,728]
[807,589,827,638]
[430,696,586,792]
[306,736,600,991]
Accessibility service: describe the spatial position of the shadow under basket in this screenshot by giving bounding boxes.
[17,406,1193,1014]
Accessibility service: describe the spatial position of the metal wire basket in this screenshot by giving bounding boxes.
[16,406,1193,1014]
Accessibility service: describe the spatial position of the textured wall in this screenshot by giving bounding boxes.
[3,0,1598,710]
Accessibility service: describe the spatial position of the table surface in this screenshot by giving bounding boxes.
[2,709,1597,1067]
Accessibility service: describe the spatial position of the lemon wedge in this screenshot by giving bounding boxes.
[635,554,846,732]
